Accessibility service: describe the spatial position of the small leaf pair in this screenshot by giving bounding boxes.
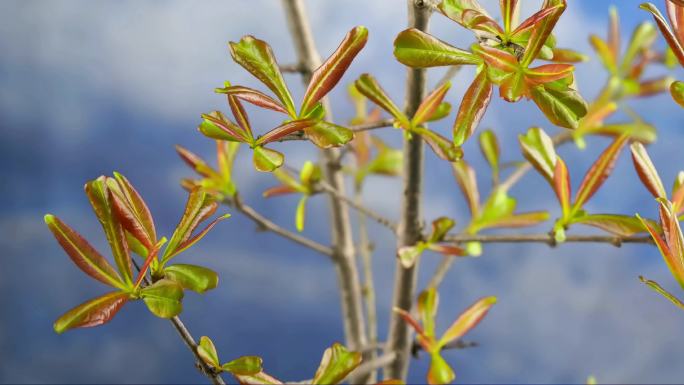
[640,1,684,107]
[263,162,322,232]
[519,128,644,242]
[398,217,466,268]
[45,174,227,333]
[232,343,361,385]
[631,142,684,215]
[197,336,263,376]
[354,74,461,161]
[638,199,684,311]
[394,289,496,384]
[177,141,240,200]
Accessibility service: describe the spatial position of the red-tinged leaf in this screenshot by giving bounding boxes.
[461,8,503,37]
[301,26,368,115]
[452,161,480,217]
[162,189,218,263]
[636,76,674,97]
[499,71,526,102]
[525,64,574,86]
[197,336,220,368]
[53,291,129,334]
[377,380,405,385]
[573,135,629,210]
[639,276,684,310]
[658,201,684,276]
[234,371,284,385]
[672,172,684,213]
[553,157,571,217]
[427,243,467,257]
[571,213,651,237]
[417,288,439,338]
[608,6,620,59]
[85,178,133,286]
[529,84,588,129]
[640,3,684,66]
[438,296,497,348]
[630,142,666,198]
[429,217,456,243]
[311,343,362,385]
[500,0,520,32]
[165,214,228,262]
[413,82,452,126]
[427,353,455,385]
[453,69,493,146]
[413,126,463,162]
[214,85,289,115]
[304,120,354,148]
[512,4,557,36]
[253,146,284,172]
[518,127,557,184]
[44,214,125,289]
[427,102,452,122]
[255,119,316,145]
[355,74,410,129]
[228,36,296,117]
[393,307,430,346]
[134,242,162,288]
[549,48,589,63]
[485,211,550,228]
[394,28,481,68]
[227,91,251,137]
[107,173,157,250]
[671,80,684,107]
[638,212,684,289]
[262,185,298,198]
[521,0,566,66]
[176,145,219,179]
[472,44,519,73]
[479,130,500,182]
[438,0,493,32]
[199,111,250,143]
[667,0,684,46]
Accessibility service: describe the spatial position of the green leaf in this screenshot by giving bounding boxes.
[199,111,250,143]
[163,188,219,262]
[427,353,455,385]
[163,264,219,294]
[233,371,283,385]
[140,279,184,319]
[85,177,133,287]
[253,146,285,172]
[427,102,452,122]
[553,157,572,218]
[524,64,575,86]
[589,35,617,74]
[639,276,684,310]
[438,296,497,348]
[417,288,439,338]
[550,48,589,63]
[573,134,629,210]
[630,142,666,198]
[214,85,289,115]
[53,291,130,334]
[197,336,221,369]
[438,0,493,32]
[393,28,481,68]
[521,0,566,66]
[472,189,516,230]
[255,119,317,145]
[44,214,125,289]
[453,69,493,146]
[479,130,499,182]
[500,0,520,33]
[586,121,656,144]
[413,126,464,162]
[429,217,455,243]
[452,161,480,217]
[671,80,684,107]
[304,121,354,148]
[107,173,157,250]
[355,74,410,129]
[518,127,557,184]
[301,26,368,115]
[221,356,263,376]
[626,14,668,70]
[228,36,296,117]
[529,84,588,129]
[412,81,452,126]
[398,244,426,269]
[570,213,649,237]
[312,343,362,385]
[176,145,220,179]
[295,195,308,232]
[362,137,403,180]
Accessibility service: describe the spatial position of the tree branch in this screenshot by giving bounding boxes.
[275,118,396,143]
[384,0,433,381]
[280,2,369,384]
[317,181,398,233]
[225,194,334,257]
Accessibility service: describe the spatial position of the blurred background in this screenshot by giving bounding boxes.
[1,0,684,383]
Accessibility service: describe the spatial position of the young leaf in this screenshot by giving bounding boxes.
[53,291,129,334]
[573,135,629,210]
[199,111,249,143]
[590,35,617,74]
[438,0,493,31]
[163,264,219,294]
[311,343,362,385]
[671,80,684,107]
[438,296,497,348]
[640,3,684,66]
[553,157,571,217]
[355,74,410,129]
[412,82,452,126]
[176,145,220,179]
[518,127,557,183]
[253,146,285,172]
[453,69,493,146]
[107,173,157,250]
[429,217,456,244]
[501,0,520,32]
[639,276,684,310]
[162,189,218,262]
[413,126,464,161]
[621,21,659,72]
[393,307,429,346]
[418,288,439,338]
[570,213,649,237]
[398,244,426,269]
[521,0,566,66]
[630,142,666,198]
[524,64,575,86]
[255,119,316,145]
[295,196,308,232]
[233,371,283,385]
[221,356,263,376]
[44,214,125,289]
[140,279,184,319]
[452,161,480,217]
[229,36,296,117]
[393,28,481,68]
[427,353,455,385]
[85,178,133,286]
[479,130,500,182]
[304,121,354,148]
[197,336,221,369]
[214,85,289,115]
[529,84,588,129]
[301,26,368,115]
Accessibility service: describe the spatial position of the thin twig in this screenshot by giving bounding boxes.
[317,182,398,233]
[443,233,653,246]
[279,63,308,74]
[385,0,433,381]
[411,339,478,357]
[275,119,395,143]
[435,65,462,87]
[346,352,398,383]
[226,194,334,257]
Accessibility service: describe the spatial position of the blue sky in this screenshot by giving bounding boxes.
[1,0,684,383]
